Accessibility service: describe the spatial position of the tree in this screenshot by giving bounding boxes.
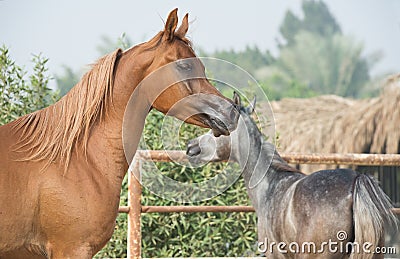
[0,45,57,125]
[55,65,81,97]
[199,46,275,95]
[265,0,379,98]
[276,31,374,97]
[55,33,133,96]
[96,33,133,56]
[204,46,274,74]
[257,66,317,100]
[279,0,341,46]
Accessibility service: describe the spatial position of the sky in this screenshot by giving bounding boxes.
[1,0,400,79]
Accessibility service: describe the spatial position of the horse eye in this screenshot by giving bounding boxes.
[177,61,192,71]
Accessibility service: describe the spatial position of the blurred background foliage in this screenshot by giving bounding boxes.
[0,0,394,257]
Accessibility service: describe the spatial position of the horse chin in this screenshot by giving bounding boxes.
[189,114,230,137]
[211,128,223,137]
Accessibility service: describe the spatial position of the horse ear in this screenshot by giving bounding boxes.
[233,91,241,107]
[164,8,179,41]
[175,13,189,38]
[245,96,256,114]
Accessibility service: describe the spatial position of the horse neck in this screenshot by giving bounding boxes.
[234,115,295,207]
[233,116,271,186]
[86,48,152,174]
[103,48,149,121]
[240,140,277,191]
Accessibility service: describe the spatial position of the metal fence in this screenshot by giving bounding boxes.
[117,150,400,259]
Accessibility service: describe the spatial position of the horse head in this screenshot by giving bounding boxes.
[187,93,256,164]
[120,9,239,137]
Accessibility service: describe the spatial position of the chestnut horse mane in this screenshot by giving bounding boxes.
[12,31,192,172]
[12,48,122,171]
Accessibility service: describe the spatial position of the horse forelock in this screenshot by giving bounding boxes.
[137,30,192,53]
[12,48,122,172]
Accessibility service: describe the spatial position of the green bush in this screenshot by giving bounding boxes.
[0,45,57,125]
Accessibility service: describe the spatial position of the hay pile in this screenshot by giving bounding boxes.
[265,74,400,171]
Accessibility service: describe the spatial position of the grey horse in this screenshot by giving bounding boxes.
[186,94,397,258]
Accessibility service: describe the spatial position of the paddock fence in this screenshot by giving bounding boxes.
[116,150,400,259]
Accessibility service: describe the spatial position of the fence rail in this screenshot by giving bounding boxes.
[136,150,400,166]
[122,150,400,259]
[118,205,400,215]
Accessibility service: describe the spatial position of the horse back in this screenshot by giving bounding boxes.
[291,169,359,249]
[295,168,358,205]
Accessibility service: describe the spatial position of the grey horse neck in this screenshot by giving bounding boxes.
[235,113,304,209]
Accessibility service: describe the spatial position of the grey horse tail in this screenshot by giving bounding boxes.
[351,174,398,259]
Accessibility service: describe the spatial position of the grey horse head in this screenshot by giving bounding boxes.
[186,92,258,169]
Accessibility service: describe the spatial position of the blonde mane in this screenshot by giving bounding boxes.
[13,48,122,171]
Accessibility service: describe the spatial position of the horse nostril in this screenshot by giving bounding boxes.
[186,144,201,157]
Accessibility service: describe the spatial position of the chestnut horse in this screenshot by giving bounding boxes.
[187,95,397,259]
[0,9,238,258]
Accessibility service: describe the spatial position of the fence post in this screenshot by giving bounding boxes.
[127,158,142,259]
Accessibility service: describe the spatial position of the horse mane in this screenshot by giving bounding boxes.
[266,144,302,174]
[12,48,122,171]
[258,127,303,175]
[271,152,303,174]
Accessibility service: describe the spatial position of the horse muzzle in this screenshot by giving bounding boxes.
[208,102,239,137]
